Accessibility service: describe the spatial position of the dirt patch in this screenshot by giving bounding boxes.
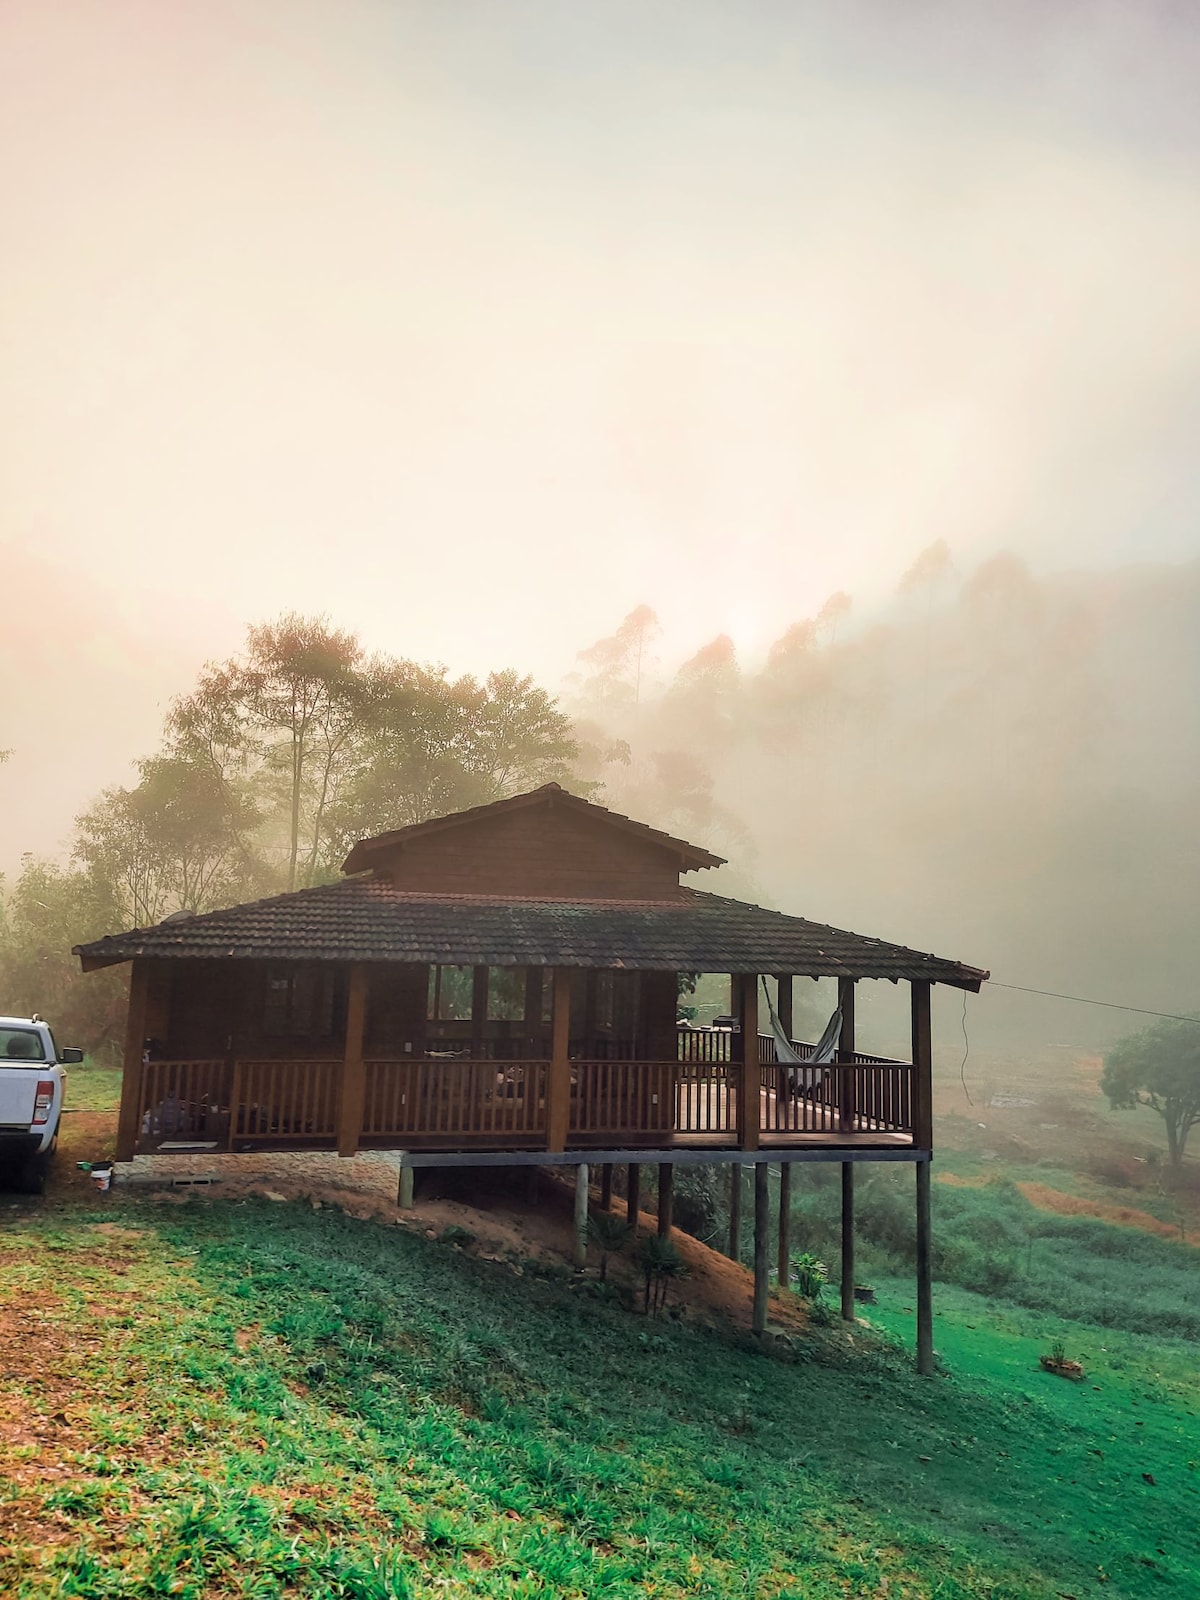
[935,1173,987,1188]
[1016,1181,1195,1246]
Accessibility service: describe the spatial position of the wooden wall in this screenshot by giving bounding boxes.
[374,805,684,900]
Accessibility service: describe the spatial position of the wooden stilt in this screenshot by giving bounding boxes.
[840,1162,856,1321]
[752,1161,770,1335]
[626,1162,642,1233]
[916,1159,934,1375]
[574,1162,589,1268]
[115,961,152,1162]
[657,1163,674,1236]
[728,1163,742,1261]
[336,963,368,1159]
[777,1163,791,1288]
[397,1165,415,1209]
[600,1163,613,1212]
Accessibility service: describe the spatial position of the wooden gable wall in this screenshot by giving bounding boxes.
[373,803,685,900]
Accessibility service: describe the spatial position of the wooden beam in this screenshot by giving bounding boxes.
[728,1163,742,1261]
[840,1162,856,1321]
[471,965,489,1058]
[752,1161,770,1335]
[546,967,573,1152]
[397,1164,415,1208]
[600,1163,613,1212]
[337,963,369,1158]
[626,1162,642,1233]
[574,1161,589,1267]
[775,974,793,1044]
[837,976,856,1134]
[115,961,152,1162]
[916,1159,934,1375]
[910,980,934,1150]
[738,973,760,1152]
[657,1163,674,1236]
[777,1162,791,1288]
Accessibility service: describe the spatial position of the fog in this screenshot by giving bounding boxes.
[2,2,1199,1041]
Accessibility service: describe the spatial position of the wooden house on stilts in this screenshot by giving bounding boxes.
[75,783,988,1372]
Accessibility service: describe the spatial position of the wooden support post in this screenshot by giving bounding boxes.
[775,974,793,1044]
[841,1162,856,1321]
[600,1163,613,1212]
[397,1164,415,1209]
[777,1162,791,1288]
[546,967,572,1152]
[728,1163,742,1261]
[910,980,934,1150]
[524,966,545,1056]
[115,961,152,1162]
[337,963,369,1158]
[657,1163,674,1236]
[738,973,761,1151]
[626,1162,642,1233]
[916,1158,934,1375]
[471,965,489,1058]
[752,1160,770,1335]
[574,1162,589,1268]
[837,975,856,1135]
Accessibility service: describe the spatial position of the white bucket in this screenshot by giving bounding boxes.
[90,1167,112,1193]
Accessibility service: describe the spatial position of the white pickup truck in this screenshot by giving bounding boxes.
[0,1016,83,1194]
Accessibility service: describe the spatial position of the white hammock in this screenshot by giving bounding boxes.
[759,976,842,1093]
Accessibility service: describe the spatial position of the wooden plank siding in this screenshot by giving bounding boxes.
[376,803,687,901]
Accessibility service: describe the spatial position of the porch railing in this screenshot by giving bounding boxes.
[133,1051,913,1153]
[363,1059,548,1144]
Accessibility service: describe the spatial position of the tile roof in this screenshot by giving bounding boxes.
[340,783,726,874]
[74,879,988,991]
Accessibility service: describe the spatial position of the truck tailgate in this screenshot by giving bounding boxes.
[0,1072,39,1127]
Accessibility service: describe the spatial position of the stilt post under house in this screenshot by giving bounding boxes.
[777,1162,791,1288]
[574,1162,589,1269]
[657,1163,674,1236]
[626,1162,642,1233]
[752,1160,770,1335]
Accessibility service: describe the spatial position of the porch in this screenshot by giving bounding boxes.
[129,1032,916,1158]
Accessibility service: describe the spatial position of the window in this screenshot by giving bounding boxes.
[0,1027,45,1061]
[263,966,336,1037]
[487,968,526,1022]
[427,965,474,1021]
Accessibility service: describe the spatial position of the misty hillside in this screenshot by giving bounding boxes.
[573,554,1200,1052]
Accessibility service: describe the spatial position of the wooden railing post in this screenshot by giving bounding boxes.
[115,961,152,1162]
[546,967,572,1152]
[738,973,760,1152]
[910,980,933,1149]
[337,963,368,1158]
[837,976,857,1135]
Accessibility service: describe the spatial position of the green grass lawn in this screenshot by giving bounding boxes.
[3,1191,1198,1599]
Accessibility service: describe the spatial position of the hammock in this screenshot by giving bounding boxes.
[759,976,842,1094]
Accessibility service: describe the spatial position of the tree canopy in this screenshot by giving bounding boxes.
[1100,1016,1200,1171]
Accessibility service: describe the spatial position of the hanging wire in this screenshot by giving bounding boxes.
[958,990,972,1105]
[987,982,1200,1024]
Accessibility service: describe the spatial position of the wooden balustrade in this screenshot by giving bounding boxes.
[569,1060,676,1142]
[236,1059,341,1143]
[675,1060,738,1136]
[137,1059,231,1149]
[363,1059,548,1144]
[133,1051,914,1154]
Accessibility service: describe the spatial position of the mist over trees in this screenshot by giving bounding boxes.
[0,615,577,1053]
[567,549,1200,1053]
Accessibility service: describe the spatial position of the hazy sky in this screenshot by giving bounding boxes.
[4,0,1200,860]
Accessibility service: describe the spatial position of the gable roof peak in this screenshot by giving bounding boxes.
[340,783,726,876]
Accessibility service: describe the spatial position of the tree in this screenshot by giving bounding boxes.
[1101,1016,1200,1172]
[576,606,661,706]
[74,756,262,926]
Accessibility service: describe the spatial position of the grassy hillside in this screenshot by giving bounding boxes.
[3,1180,1198,1600]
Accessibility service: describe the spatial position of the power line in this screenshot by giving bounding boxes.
[988,981,1200,1025]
